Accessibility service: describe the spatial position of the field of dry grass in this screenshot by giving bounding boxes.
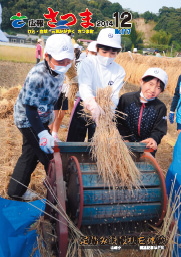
[116,52,181,95]
[0,45,40,63]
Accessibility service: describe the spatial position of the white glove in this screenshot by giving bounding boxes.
[83,97,105,125]
[38,130,54,154]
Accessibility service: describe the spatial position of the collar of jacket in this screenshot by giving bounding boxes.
[134,90,158,106]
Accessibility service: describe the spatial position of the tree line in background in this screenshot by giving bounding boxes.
[1,0,181,54]
[141,7,181,54]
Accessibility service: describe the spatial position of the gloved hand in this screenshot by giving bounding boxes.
[83,97,105,125]
[169,111,174,124]
[91,104,105,125]
[38,130,54,154]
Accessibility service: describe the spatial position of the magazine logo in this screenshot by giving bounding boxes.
[10,12,28,28]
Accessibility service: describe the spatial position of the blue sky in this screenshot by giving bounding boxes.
[110,0,181,14]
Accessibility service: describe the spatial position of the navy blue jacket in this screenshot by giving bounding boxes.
[116,91,167,145]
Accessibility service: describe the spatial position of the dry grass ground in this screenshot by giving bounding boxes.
[0,45,38,63]
[0,60,34,88]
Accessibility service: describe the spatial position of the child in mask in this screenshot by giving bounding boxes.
[116,67,168,155]
[8,34,74,201]
[76,41,97,71]
[86,41,97,56]
[67,28,125,142]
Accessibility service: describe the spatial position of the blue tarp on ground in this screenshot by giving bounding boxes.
[0,197,45,257]
[166,132,181,257]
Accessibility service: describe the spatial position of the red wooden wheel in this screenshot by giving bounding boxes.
[44,159,56,220]
[69,156,84,229]
[65,156,84,229]
[140,152,167,226]
[43,152,68,257]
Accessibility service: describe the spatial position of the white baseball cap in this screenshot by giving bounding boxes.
[97,28,121,49]
[44,34,74,61]
[142,67,168,89]
[133,48,137,52]
[87,41,97,52]
[74,43,79,49]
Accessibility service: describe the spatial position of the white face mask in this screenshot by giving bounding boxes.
[50,61,71,75]
[140,91,155,102]
[97,53,115,67]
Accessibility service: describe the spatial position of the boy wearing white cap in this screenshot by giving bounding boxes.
[116,67,168,155]
[67,28,125,142]
[76,41,97,70]
[86,41,97,56]
[8,34,74,200]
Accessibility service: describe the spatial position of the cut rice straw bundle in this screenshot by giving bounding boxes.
[90,86,141,190]
[0,99,14,119]
[25,175,103,257]
[29,217,51,257]
[66,63,79,112]
[0,86,21,119]
[66,62,77,81]
[67,81,79,112]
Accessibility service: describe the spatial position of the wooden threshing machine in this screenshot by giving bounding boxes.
[43,142,167,256]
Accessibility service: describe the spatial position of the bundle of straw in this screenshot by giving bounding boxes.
[90,86,141,189]
[66,63,79,112]
[28,177,103,257]
[67,81,78,113]
[66,63,77,81]
[29,217,52,257]
[0,99,14,119]
[115,52,181,95]
[0,86,20,119]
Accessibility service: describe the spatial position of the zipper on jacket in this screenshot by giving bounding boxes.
[138,103,145,136]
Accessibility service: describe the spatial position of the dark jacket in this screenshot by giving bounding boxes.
[116,91,167,145]
[170,75,181,112]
